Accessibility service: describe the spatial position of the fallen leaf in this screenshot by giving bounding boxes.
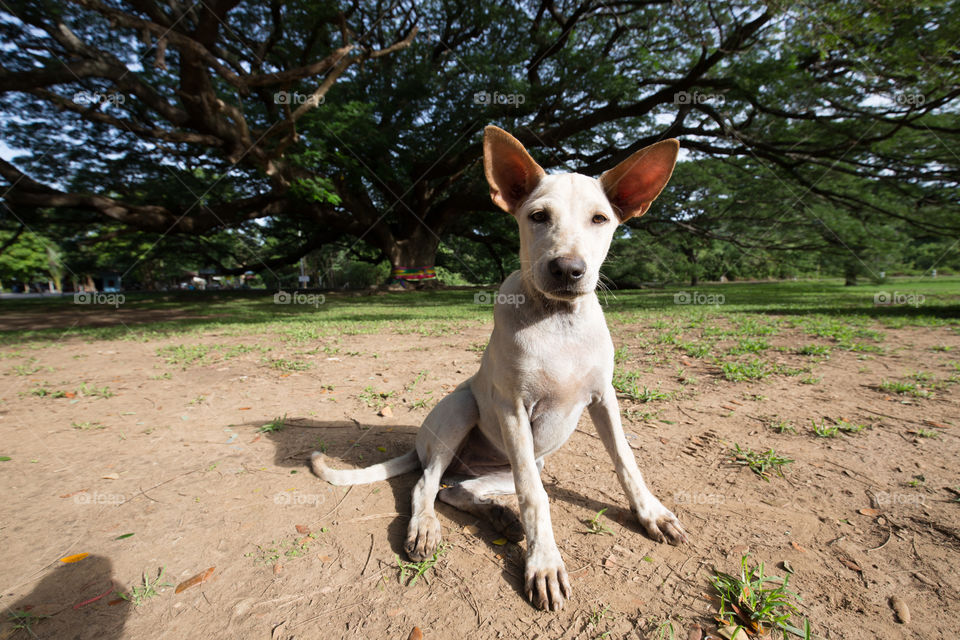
[60,553,90,564]
[407,627,423,640]
[377,446,387,452]
[73,585,114,609]
[840,558,862,572]
[107,598,125,606]
[273,563,282,575]
[102,473,120,480]
[238,407,251,411]
[463,524,480,535]
[687,623,703,640]
[859,508,882,517]
[0,456,11,462]
[175,567,215,594]
[890,595,910,624]
[249,435,261,444]
[491,537,507,545]
[60,488,89,498]
[924,420,948,429]
[378,406,393,418]
[295,524,311,535]
[63,392,76,398]
[790,541,806,553]
[317,554,332,562]
[114,533,135,540]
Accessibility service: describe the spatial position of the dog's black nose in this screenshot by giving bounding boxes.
[548,256,586,281]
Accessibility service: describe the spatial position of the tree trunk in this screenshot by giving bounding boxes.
[844,260,858,286]
[386,229,441,287]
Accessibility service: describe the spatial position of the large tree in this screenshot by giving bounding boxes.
[1,0,958,281]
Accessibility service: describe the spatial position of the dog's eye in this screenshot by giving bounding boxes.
[529,210,549,223]
[592,213,609,224]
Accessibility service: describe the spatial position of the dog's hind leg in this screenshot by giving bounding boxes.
[438,471,525,542]
[405,384,478,561]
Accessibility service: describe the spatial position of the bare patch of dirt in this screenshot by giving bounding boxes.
[0,313,958,639]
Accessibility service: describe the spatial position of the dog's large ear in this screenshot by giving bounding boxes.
[599,139,679,222]
[483,125,546,213]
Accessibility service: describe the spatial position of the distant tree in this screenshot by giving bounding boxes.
[1,0,957,284]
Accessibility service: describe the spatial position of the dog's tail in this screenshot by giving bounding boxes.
[310,449,420,486]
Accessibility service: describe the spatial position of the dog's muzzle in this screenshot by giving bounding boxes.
[544,256,588,297]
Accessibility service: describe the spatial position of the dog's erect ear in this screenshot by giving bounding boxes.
[599,139,679,222]
[483,125,546,213]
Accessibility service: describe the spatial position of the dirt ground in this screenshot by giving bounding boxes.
[0,307,958,640]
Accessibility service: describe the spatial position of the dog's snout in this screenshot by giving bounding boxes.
[548,256,586,281]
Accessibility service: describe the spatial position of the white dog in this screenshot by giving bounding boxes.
[312,125,686,611]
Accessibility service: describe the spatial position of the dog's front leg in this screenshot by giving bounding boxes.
[588,385,687,544]
[498,400,571,611]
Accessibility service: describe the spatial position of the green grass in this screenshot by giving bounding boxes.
[396,542,448,586]
[118,567,172,606]
[730,444,793,480]
[721,359,770,381]
[612,368,673,402]
[768,419,796,434]
[258,414,287,433]
[6,608,50,635]
[0,278,955,348]
[584,508,615,535]
[712,555,812,639]
[811,419,839,438]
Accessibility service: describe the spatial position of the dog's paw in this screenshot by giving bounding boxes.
[634,501,687,545]
[524,548,571,611]
[486,498,524,543]
[404,515,442,561]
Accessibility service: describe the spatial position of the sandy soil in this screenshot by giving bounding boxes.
[0,309,958,640]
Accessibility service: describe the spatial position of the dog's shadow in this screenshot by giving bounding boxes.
[246,416,654,602]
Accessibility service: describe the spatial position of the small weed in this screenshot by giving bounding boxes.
[837,419,867,433]
[585,508,615,535]
[768,419,796,434]
[722,359,769,381]
[396,542,448,586]
[77,383,113,398]
[908,475,925,488]
[188,395,206,406]
[797,344,831,356]
[588,604,611,627]
[266,357,311,372]
[258,414,287,433]
[653,620,676,640]
[811,419,839,438]
[7,608,50,635]
[72,421,105,430]
[727,337,771,355]
[613,345,630,364]
[149,371,172,380]
[880,379,931,398]
[730,444,793,481]
[315,439,328,453]
[359,386,396,410]
[680,341,713,358]
[404,370,429,392]
[916,428,939,438]
[10,361,41,376]
[712,555,811,638]
[799,375,821,385]
[931,344,953,352]
[118,567,172,606]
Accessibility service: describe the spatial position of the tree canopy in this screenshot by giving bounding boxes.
[1,0,957,289]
